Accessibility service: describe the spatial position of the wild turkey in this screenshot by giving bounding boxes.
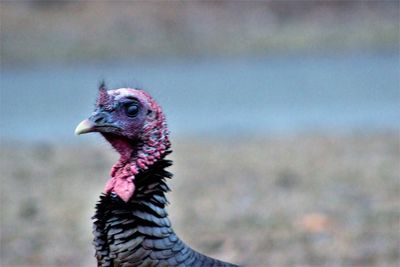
[75,83,240,267]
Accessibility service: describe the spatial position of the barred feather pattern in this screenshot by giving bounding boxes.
[92,152,239,267]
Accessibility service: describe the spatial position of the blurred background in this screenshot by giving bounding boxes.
[0,1,399,266]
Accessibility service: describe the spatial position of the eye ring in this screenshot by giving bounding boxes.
[125,103,140,117]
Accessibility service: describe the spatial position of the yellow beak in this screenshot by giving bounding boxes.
[74,119,95,135]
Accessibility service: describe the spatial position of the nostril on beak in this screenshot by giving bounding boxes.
[94,116,104,124]
[92,112,109,125]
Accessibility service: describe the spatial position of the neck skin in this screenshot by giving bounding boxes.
[102,129,170,202]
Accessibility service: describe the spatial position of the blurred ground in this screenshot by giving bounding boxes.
[1,132,399,267]
[1,1,398,66]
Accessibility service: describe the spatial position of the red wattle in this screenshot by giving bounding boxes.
[104,178,116,193]
[114,177,135,202]
[103,176,135,202]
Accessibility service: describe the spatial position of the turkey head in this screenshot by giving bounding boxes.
[75,83,170,202]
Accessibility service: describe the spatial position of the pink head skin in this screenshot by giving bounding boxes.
[75,84,170,202]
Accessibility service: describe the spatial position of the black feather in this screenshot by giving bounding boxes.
[92,154,240,267]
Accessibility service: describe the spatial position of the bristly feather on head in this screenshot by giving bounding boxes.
[96,81,112,110]
[75,82,170,202]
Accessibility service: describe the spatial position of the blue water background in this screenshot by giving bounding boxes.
[1,53,399,142]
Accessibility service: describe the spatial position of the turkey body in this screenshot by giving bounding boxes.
[93,153,239,267]
[76,86,240,267]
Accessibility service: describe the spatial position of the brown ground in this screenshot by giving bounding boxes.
[1,132,399,267]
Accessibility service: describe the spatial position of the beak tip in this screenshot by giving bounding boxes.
[74,119,94,136]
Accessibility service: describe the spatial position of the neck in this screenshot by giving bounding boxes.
[92,154,176,266]
[102,132,170,202]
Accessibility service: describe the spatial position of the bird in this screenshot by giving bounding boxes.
[75,83,240,267]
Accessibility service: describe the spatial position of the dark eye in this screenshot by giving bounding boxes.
[125,103,140,117]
